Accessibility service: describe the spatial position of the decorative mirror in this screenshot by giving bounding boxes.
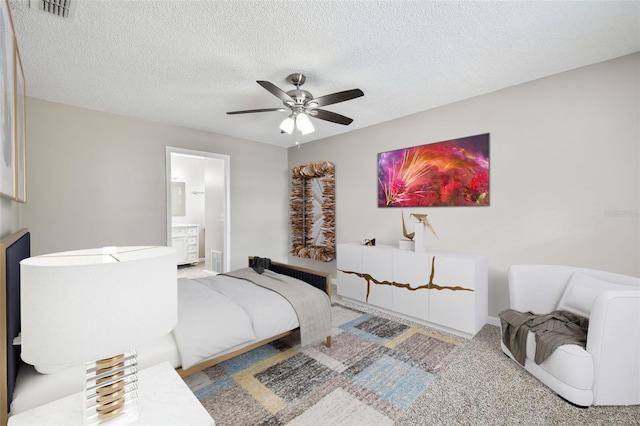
[290,161,335,262]
[170,182,186,216]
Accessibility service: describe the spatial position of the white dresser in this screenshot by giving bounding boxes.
[172,224,199,265]
[337,243,488,337]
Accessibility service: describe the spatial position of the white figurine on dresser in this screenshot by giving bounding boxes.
[337,242,488,337]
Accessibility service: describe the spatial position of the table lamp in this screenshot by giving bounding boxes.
[20,246,177,424]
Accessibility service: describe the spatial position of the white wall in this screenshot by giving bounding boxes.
[18,98,290,271]
[288,53,640,317]
[11,55,639,318]
[0,199,20,239]
[204,157,226,269]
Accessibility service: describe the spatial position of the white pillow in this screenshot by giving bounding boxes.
[557,272,633,318]
[173,279,256,369]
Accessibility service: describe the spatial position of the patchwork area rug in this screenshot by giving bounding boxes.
[184,304,461,425]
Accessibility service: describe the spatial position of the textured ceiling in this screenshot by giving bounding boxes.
[7,0,640,148]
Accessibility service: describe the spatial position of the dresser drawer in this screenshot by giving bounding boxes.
[187,237,197,245]
[187,245,198,254]
[172,227,186,237]
[186,227,198,236]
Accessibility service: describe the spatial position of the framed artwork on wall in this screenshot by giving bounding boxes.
[0,0,15,200]
[14,37,25,202]
[378,133,490,207]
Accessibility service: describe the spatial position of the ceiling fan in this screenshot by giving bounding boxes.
[226,73,364,136]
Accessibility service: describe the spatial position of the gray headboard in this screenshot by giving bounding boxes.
[1,229,30,424]
[248,256,331,298]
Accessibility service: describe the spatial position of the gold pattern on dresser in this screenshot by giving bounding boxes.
[339,256,474,302]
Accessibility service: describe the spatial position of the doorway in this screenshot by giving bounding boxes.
[165,147,230,274]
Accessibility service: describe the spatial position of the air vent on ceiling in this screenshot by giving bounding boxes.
[29,0,77,21]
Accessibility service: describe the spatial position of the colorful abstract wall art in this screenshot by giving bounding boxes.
[378,133,490,207]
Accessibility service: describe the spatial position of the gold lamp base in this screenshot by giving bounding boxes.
[84,351,138,425]
[95,355,126,420]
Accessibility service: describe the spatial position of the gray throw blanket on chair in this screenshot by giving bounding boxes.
[499,309,589,366]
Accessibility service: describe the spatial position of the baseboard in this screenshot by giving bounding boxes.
[487,315,500,327]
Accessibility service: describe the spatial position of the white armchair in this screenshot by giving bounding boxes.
[501,264,640,406]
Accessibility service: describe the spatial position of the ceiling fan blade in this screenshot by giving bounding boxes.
[257,81,294,103]
[311,89,364,108]
[310,109,354,125]
[227,108,286,115]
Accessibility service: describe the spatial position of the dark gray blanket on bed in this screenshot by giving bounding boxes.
[222,267,332,347]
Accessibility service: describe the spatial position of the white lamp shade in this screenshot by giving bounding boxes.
[296,113,314,135]
[279,116,295,134]
[20,246,177,367]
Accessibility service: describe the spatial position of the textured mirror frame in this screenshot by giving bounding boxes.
[290,161,335,262]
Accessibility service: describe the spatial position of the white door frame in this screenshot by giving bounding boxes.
[165,146,231,273]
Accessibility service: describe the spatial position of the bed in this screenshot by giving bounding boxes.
[1,229,332,423]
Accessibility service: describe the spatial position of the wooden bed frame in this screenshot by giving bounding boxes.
[176,257,332,377]
[1,230,331,423]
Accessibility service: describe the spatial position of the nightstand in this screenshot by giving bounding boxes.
[8,362,215,425]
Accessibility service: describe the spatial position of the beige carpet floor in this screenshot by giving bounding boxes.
[393,319,640,426]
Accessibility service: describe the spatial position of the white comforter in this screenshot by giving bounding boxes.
[11,273,300,415]
[174,275,299,369]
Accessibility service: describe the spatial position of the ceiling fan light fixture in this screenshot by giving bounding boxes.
[280,116,295,134]
[227,73,363,139]
[296,112,314,135]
